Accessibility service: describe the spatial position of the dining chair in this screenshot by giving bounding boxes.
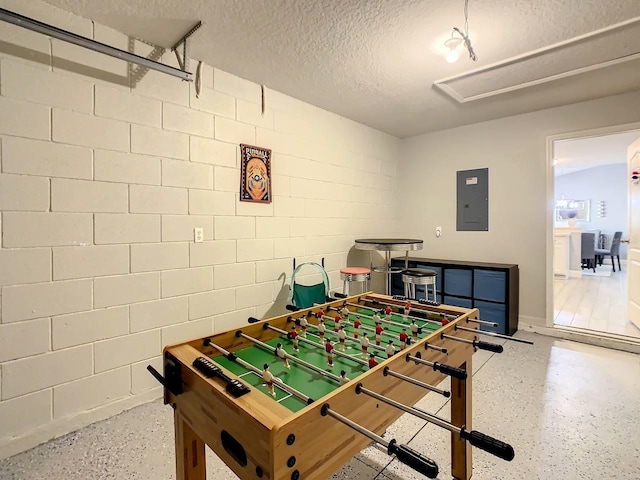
[581,233,596,273]
[595,231,623,272]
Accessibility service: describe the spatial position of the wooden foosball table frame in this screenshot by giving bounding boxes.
[157,293,497,480]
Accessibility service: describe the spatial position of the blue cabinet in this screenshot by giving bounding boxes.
[390,258,519,335]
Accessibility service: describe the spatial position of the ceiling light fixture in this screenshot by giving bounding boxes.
[444,0,478,63]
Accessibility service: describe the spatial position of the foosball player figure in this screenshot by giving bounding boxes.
[399,328,409,350]
[385,339,395,359]
[384,306,393,320]
[299,315,308,338]
[340,305,350,318]
[360,332,370,359]
[339,370,350,385]
[289,326,299,352]
[404,303,411,317]
[375,322,384,346]
[262,363,276,397]
[368,353,379,369]
[373,311,382,325]
[317,318,326,341]
[275,343,290,369]
[353,316,362,338]
[441,313,450,326]
[333,314,341,332]
[410,319,419,339]
[325,338,335,368]
[337,326,347,351]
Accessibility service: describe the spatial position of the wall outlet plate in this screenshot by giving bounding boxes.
[435,226,442,238]
[194,228,204,243]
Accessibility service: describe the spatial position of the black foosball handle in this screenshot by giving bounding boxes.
[473,340,504,353]
[286,304,301,312]
[433,362,467,380]
[460,428,515,461]
[389,441,439,478]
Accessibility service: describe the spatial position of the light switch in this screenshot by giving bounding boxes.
[194,228,204,243]
[435,226,442,238]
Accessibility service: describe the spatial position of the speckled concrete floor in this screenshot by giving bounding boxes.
[2,332,640,480]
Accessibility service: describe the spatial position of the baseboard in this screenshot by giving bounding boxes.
[520,322,640,354]
[0,388,162,461]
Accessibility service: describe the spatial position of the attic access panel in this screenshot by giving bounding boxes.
[457,168,488,231]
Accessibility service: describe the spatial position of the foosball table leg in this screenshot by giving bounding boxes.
[174,411,206,480]
[451,359,472,480]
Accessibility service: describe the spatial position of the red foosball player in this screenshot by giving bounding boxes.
[339,369,350,385]
[317,318,326,342]
[404,303,411,317]
[299,316,308,338]
[368,353,379,369]
[337,326,347,351]
[353,316,362,338]
[262,363,276,397]
[289,326,299,352]
[325,338,335,368]
[275,343,290,369]
[384,306,393,320]
[333,315,341,332]
[410,319,419,339]
[375,323,384,346]
[441,313,450,326]
[360,333,370,359]
[399,328,409,350]
[385,339,395,358]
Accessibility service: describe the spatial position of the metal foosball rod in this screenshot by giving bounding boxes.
[405,352,468,380]
[266,322,451,398]
[313,312,409,351]
[382,367,450,397]
[354,384,515,462]
[465,318,499,327]
[342,302,442,328]
[338,304,436,331]
[440,333,504,353]
[359,297,457,322]
[234,330,343,383]
[454,325,534,345]
[300,315,390,355]
[203,339,314,404]
[320,404,440,479]
[262,322,372,366]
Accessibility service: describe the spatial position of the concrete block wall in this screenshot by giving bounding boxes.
[0,0,401,458]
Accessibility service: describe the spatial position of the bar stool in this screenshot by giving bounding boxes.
[401,268,437,302]
[340,267,371,295]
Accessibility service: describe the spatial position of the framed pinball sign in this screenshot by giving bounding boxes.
[240,144,272,203]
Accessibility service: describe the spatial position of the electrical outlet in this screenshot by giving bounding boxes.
[194,228,204,243]
[435,226,442,238]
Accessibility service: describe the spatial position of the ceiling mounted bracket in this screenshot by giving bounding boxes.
[172,21,202,76]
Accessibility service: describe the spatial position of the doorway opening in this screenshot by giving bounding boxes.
[551,129,640,339]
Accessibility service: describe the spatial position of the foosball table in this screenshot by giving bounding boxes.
[148,292,531,479]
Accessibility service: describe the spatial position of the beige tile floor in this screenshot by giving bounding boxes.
[554,263,640,339]
[2,332,640,479]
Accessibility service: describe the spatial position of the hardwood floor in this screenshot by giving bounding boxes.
[553,264,640,339]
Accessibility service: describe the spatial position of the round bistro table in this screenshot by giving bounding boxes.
[354,238,424,295]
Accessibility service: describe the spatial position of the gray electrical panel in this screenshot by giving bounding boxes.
[456,168,488,231]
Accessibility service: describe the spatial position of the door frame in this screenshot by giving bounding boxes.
[545,121,640,351]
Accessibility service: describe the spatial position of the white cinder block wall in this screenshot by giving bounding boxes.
[0,0,401,458]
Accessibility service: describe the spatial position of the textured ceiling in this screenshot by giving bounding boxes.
[554,130,640,176]
[38,0,640,137]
